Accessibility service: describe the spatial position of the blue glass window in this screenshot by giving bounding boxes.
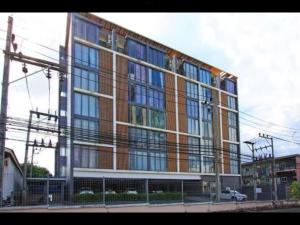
[187,99,199,118]
[148,89,165,110]
[188,137,201,172]
[228,111,237,127]
[130,128,147,149]
[200,68,212,85]
[74,67,98,92]
[74,92,99,118]
[203,157,214,173]
[128,62,147,83]
[149,68,164,89]
[148,47,165,68]
[148,109,165,129]
[183,62,198,80]
[201,87,212,102]
[188,118,199,135]
[186,82,198,99]
[129,84,146,105]
[227,96,237,109]
[129,128,166,171]
[230,144,239,174]
[130,105,147,126]
[74,145,99,168]
[202,104,212,121]
[73,17,99,44]
[74,42,99,68]
[225,79,236,94]
[74,118,99,142]
[127,39,146,61]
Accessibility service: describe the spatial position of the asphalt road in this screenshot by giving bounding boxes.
[247,207,300,212]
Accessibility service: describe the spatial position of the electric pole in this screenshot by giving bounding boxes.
[212,84,221,202]
[259,133,277,201]
[0,16,13,205]
[244,140,257,201]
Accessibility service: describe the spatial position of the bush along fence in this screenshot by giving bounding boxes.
[0,176,294,207]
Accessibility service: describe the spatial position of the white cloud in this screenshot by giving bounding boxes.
[1,13,300,172]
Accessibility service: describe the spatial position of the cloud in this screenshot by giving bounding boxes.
[1,13,300,173]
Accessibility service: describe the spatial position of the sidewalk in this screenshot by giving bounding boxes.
[1,200,299,212]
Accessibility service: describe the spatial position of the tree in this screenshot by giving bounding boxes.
[20,164,52,178]
[288,181,300,200]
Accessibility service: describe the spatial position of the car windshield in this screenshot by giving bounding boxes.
[231,191,240,194]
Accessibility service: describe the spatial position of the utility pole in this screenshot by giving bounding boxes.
[0,16,13,205]
[259,133,277,201]
[212,84,221,202]
[244,140,257,201]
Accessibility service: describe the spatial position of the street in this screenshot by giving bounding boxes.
[245,207,300,213]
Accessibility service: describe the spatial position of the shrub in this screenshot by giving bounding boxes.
[74,193,102,203]
[149,192,184,201]
[288,181,300,200]
[105,193,147,202]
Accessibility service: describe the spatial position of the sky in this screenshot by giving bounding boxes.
[0,13,300,174]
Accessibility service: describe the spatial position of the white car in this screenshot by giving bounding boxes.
[220,190,247,201]
[79,187,94,195]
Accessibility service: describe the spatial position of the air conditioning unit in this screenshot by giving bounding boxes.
[280,177,287,183]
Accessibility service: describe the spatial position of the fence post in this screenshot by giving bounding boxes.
[181,180,184,203]
[46,174,49,206]
[103,177,105,205]
[146,179,149,204]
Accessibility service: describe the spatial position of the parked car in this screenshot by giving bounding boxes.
[79,187,94,195]
[211,190,247,201]
[105,190,116,195]
[220,190,247,201]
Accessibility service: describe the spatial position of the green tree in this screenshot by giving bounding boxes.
[20,164,52,178]
[288,181,300,200]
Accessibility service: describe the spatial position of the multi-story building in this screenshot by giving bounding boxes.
[242,154,300,186]
[56,13,241,196]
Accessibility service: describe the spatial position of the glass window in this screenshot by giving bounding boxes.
[73,145,99,168]
[74,42,99,68]
[227,96,237,110]
[201,87,212,102]
[200,68,212,85]
[203,139,213,156]
[128,62,147,83]
[149,152,166,171]
[203,157,214,173]
[183,62,198,80]
[202,122,212,138]
[129,84,147,105]
[129,128,166,172]
[188,118,199,135]
[130,105,147,126]
[188,137,201,172]
[229,127,237,142]
[230,144,239,174]
[202,104,212,121]
[225,79,236,94]
[149,68,164,89]
[148,47,165,68]
[186,81,198,99]
[129,150,148,170]
[148,130,166,150]
[127,39,146,61]
[74,93,99,118]
[130,128,147,149]
[228,111,237,127]
[187,99,199,118]
[73,17,99,44]
[148,109,165,129]
[74,118,99,142]
[148,89,165,110]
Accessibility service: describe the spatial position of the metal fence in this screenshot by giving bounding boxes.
[0,175,293,207]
